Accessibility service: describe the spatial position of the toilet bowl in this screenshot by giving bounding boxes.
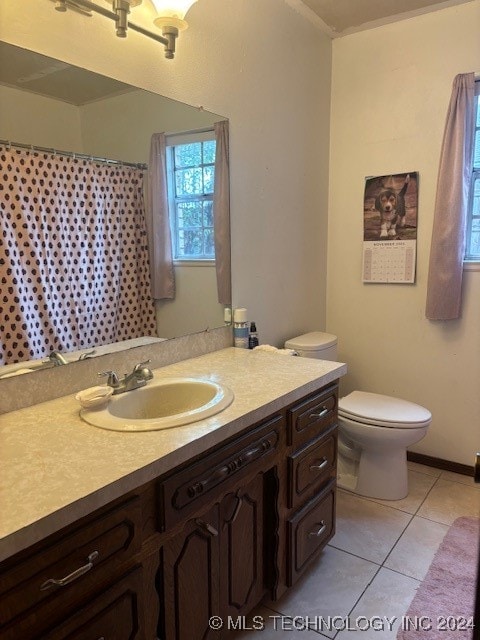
[284,332,432,500]
[337,391,431,499]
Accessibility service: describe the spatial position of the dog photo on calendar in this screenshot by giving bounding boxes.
[363,172,418,242]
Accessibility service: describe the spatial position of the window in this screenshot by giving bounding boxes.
[166,131,216,261]
[465,81,480,261]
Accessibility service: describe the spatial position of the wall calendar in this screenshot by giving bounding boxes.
[362,172,418,284]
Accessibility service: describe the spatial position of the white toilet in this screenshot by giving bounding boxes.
[284,332,432,500]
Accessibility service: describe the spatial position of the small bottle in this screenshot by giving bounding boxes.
[248,321,259,349]
[233,308,249,349]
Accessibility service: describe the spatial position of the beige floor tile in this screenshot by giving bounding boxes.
[440,469,478,487]
[268,545,379,639]
[407,461,442,477]
[331,490,412,563]
[416,478,480,525]
[364,470,436,514]
[384,516,449,580]
[230,605,328,638]
[335,568,420,639]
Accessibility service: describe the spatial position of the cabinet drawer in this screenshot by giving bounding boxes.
[44,566,144,640]
[161,415,283,529]
[287,480,335,587]
[287,384,338,447]
[0,497,142,632]
[288,425,337,509]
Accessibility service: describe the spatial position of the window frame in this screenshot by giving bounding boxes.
[464,80,480,264]
[165,129,216,264]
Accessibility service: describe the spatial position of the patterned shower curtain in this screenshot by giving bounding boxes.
[0,147,157,365]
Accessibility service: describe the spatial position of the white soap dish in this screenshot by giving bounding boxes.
[76,386,113,409]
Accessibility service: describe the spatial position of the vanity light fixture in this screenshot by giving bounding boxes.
[52,0,198,59]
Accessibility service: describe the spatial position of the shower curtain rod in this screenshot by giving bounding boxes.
[0,139,147,170]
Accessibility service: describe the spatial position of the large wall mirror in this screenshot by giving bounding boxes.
[0,41,230,377]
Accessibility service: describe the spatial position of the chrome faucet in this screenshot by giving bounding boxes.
[99,360,153,395]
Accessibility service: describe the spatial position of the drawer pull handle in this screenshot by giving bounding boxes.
[187,438,273,499]
[195,519,219,537]
[310,458,328,472]
[308,521,326,538]
[310,407,329,419]
[40,551,99,591]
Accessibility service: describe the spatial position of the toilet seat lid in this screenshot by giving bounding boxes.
[338,391,432,428]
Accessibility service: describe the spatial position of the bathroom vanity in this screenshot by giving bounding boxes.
[0,348,346,640]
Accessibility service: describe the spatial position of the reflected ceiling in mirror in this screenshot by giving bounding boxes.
[0,42,230,373]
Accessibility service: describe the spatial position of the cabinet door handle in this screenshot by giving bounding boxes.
[195,519,219,537]
[310,407,329,419]
[40,551,99,591]
[223,490,243,528]
[310,458,328,472]
[308,521,326,538]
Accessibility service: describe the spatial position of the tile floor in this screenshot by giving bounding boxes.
[236,463,480,638]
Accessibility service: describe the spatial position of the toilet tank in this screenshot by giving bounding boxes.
[285,331,338,361]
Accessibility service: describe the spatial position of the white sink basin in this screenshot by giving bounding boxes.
[80,377,234,432]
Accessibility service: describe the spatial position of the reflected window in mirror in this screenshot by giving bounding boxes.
[166,130,216,262]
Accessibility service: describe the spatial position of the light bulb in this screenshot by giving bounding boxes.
[151,0,197,22]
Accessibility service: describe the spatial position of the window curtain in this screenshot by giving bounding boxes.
[145,133,175,299]
[213,120,232,305]
[425,73,476,320]
[0,147,157,365]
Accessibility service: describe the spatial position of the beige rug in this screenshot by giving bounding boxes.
[397,516,479,639]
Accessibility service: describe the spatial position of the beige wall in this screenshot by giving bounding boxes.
[328,1,480,465]
[79,90,224,335]
[155,265,222,338]
[0,84,83,151]
[79,89,220,164]
[0,0,332,348]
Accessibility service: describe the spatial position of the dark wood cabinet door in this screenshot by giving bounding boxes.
[43,567,144,640]
[162,505,221,640]
[219,473,266,618]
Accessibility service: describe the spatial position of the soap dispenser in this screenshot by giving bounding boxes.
[248,322,259,349]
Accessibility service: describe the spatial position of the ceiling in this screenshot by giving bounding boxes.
[299,0,474,36]
[0,41,134,105]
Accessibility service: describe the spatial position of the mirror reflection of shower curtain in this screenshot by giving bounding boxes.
[0,146,157,365]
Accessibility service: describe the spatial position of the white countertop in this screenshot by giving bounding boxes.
[0,348,346,563]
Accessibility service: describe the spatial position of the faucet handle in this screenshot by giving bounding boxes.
[78,349,96,361]
[133,360,153,381]
[133,360,151,373]
[98,370,120,386]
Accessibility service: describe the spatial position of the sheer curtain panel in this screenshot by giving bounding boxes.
[425,73,475,320]
[145,133,175,299]
[213,121,232,305]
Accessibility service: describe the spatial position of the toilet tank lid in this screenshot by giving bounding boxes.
[285,331,337,352]
[339,391,432,426]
